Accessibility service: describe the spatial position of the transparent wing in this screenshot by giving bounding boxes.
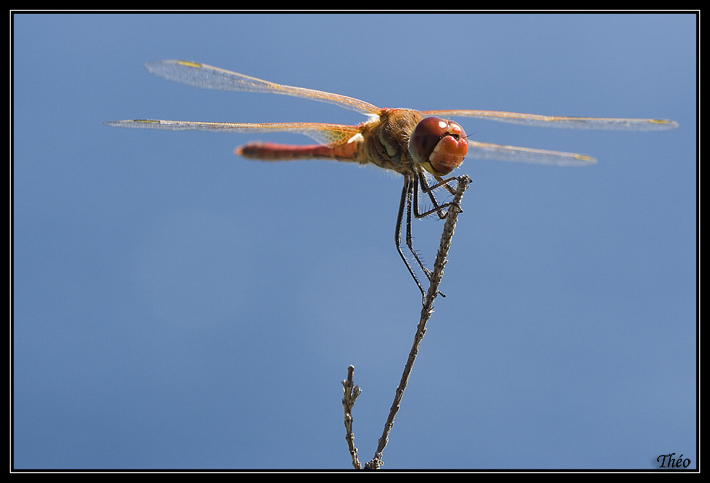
[144,60,382,117]
[103,119,362,146]
[421,109,678,131]
[466,141,597,166]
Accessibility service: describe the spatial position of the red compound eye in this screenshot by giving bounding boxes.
[410,117,468,176]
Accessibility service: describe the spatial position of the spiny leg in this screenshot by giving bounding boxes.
[395,175,427,297]
[415,170,462,220]
[432,174,459,196]
[405,176,434,280]
[398,175,447,298]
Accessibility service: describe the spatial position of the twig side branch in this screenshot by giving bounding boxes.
[341,365,362,469]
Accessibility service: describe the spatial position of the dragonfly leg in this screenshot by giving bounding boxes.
[414,170,463,220]
[429,174,460,196]
[395,175,446,298]
[406,178,433,278]
[395,176,427,297]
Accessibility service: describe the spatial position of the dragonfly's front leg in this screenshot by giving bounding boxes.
[413,170,462,220]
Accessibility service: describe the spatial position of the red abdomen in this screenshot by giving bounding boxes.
[235,141,359,161]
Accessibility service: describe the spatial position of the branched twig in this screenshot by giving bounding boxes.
[341,175,471,469]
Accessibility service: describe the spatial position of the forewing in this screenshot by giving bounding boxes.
[144,60,382,117]
[421,110,678,131]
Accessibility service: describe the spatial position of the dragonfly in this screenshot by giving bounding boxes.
[106,60,678,298]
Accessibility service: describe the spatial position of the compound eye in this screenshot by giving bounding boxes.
[410,117,468,176]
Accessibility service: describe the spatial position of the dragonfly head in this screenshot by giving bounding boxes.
[409,117,468,176]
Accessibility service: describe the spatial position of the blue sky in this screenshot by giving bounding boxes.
[13,13,696,470]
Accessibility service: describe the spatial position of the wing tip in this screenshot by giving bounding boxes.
[144,59,202,74]
[649,119,679,130]
[104,119,131,127]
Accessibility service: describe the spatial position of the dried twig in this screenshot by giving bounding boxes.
[341,365,362,469]
[342,175,471,469]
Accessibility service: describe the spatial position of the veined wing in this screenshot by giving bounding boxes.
[144,60,382,118]
[103,119,362,146]
[421,110,678,131]
[467,141,597,166]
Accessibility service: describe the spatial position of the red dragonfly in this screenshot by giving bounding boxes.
[106,60,678,297]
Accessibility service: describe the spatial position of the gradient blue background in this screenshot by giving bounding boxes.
[13,13,696,470]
